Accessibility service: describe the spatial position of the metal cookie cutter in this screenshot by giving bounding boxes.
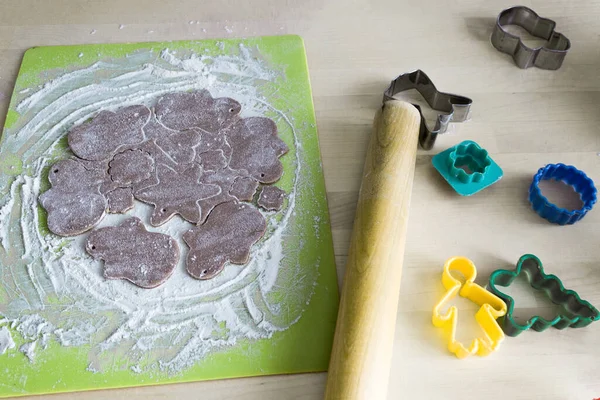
[491,6,571,70]
[529,163,597,225]
[383,70,472,150]
[432,257,507,359]
[488,254,600,337]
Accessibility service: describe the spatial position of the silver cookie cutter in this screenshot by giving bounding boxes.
[383,70,472,150]
[491,6,571,70]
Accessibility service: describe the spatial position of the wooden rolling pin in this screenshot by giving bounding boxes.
[324,100,421,400]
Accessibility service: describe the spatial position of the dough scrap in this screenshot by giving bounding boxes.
[257,185,286,211]
[126,140,178,191]
[183,202,266,280]
[197,167,240,223]
[197,150,228,171]
[109,149,155,187]
[230,177,259,201]
[78,159,118,195]
[144,117,204,164]
[195,128,232,157]
[155,130,202,164]
[39,159,107,236]
[134,163,220,226]
[142,116,178,140]
[136,139,177,167]
[155,90,241,132]
[86,217,179,288]
[106,187,134,214]
[226,117,289,183]
[68,105,150,161]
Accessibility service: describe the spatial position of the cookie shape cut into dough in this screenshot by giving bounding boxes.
[39,159,108,236]
[106,187,134,214]
[108,149,155,187]
[155,90,241,132]
[68,105,150,161]
[257,185,286,211]
[135,163,220,226]
[183,201,267,280]
[41,191,107,237]
[125,140,178,191]
[47,158,106,189]
[230,177,259,201]
[86,218,179,288]
[226,117,289,183]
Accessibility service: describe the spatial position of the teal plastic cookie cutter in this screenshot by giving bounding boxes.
[432,140,503,196]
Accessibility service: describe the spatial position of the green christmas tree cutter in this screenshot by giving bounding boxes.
[488,254,600,337]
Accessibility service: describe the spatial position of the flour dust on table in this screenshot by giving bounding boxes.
[0,43,320,375]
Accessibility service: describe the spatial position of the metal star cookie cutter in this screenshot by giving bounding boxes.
[488,254,600,337]
[432,257,507,359]
[383,70,472,150]
[491,6,571,70]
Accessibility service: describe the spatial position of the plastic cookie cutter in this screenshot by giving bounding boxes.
[431,140,503,196]
[529,163,597,225]
[491,6,571,70]
[383,70,472,150]
[488,254,600,337]
[432,257,507,359]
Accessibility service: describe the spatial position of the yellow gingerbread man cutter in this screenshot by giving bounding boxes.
[432,257,507,359]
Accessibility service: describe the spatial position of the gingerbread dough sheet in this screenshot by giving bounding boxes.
[39,90,290,283]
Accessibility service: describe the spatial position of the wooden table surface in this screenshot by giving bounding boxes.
[2,1,600,399]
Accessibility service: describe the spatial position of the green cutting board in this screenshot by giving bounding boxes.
[0,35,338,397]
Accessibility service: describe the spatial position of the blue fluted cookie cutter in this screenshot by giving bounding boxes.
[432,140,503,196]
[529,163,597,225]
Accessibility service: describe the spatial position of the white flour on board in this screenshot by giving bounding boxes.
[0,326,16,355]
[0,44,320,374]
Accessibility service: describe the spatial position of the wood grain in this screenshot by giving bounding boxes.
[1,1,600,399]
[325,101,420,399]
